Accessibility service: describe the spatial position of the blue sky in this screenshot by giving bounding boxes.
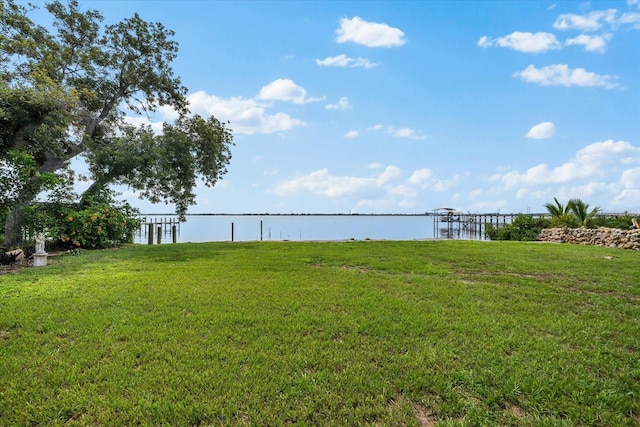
[64,1,640,214]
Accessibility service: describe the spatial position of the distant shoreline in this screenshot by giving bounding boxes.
[141,213,436,217]
[139,212,552,217]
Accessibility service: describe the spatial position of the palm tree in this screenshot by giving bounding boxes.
[567,198,600,228]
[544,197,568,217]
[544,197,577,227]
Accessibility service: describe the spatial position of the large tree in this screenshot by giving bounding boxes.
[0,0,234,246]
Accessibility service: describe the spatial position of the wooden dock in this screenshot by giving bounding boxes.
[431,208,547,240]
[136,217,181,244]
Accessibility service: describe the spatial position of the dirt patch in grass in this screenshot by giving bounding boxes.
[505,403,526,419]
[0,252,65,275]
[460,271,561,281]
[457,271,566,287]
[413,404,438,427]
[340,265,374,274]
[0,259,33,275]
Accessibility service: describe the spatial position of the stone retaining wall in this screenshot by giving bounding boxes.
[537,227,640,250]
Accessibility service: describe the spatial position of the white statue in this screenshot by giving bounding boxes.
[35,233,46,254]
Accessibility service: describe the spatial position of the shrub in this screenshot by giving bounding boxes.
[549,213,579,228]
[23,189,140,249]
[595,215,634,229]
[486,214,549,241]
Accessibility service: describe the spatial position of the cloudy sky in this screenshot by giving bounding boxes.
[69,0,639,214]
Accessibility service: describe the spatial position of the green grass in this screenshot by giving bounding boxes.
[0,240,639,426]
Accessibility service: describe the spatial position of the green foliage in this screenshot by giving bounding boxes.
[1,0,234,239]
[543,197,569,218]
[0,81,76,157]
[0,151,58,208]
[1,241,639,425]
[597,215,634,229]
[23,188,140,249]
[545,197,602,229]
[567,198,600,228]
[549,212,580,228]
[86,115,233,220]
[485,214,549,241]
[0,151,60,248]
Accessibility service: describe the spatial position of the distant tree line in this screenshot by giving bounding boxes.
[486,198,636,241]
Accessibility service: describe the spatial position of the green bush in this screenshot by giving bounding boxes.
[485,214,549,241]
[594,215,634,229]
[23,189,140,249]
[549,213,580,228]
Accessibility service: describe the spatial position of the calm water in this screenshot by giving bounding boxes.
[135,214,488,244]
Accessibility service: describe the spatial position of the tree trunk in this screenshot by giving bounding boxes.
[3,205,22,249]
[2,183,41,249]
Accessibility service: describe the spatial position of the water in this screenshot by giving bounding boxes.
[135,214,488,244]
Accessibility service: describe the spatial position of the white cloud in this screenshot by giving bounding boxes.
[257,79,323,104]
[620,168,640,189]
[159,80,320,135]
[388,184,418,198]
[611,168,640,208]
[393,128,427,140]
[351,57,379,69]
[408,168,465,192]
[377,165,402,185]
[526,121,556,139]
[187,90,306,135]
[477,32,561,53]
[565,33,612,52]
[157,104,181,121]
[554,8,640,30]
[612,188,640,208]
[315,54,379,69]
[272,165,463,207]
[468,188,483,200]
[513,64,619,88]
[495,140,640,189]
[336,16,406,48]
[408,168,433,185]
[553,9,617,31]
[326,97,352,110]
[273,167,396,198]
[344,130,359,138]
[393,128,414,137]
[367,124,426,140]
[618,11,640,28]
[123,115,165,134]
[477,36,490,47]
[273,169,362,198]
[316,54,351,67]
[432,175,465,192]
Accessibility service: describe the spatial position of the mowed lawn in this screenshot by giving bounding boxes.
[0,240,638,426]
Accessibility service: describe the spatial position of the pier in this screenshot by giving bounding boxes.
[431,208,547,240]
[137,216,181,244]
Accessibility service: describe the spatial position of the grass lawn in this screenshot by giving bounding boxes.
[0,240,639,426]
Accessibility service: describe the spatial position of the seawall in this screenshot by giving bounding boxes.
[537,227,640,250]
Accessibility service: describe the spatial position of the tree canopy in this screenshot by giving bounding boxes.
[1,0,234,244]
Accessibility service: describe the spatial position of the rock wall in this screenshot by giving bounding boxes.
[537,227,640,250]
